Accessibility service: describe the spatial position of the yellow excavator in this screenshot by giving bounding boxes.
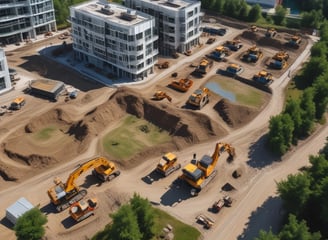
[69,197,98,222]
[179,142,235,190]
[156,152,181,176]
[47,156,120,212]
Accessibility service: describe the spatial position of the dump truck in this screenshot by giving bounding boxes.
[207,46,230,61]
[179,142,235,190]
[69,197,98,222]
[156,152,181,176]
[187,88,210,109]
[196,214,215,229]
[224,39,243,51]
[241,45,263,63]
[253,70,273,85]
[47,156,120,212]
[195,58,213,75]
[265,28,277,38]
[152,91,172,102]
[288,35,302,48]
[10,97,25,110]
[226,63,244,75]
[169,78,193,92]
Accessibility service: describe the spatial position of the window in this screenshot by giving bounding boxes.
[137,54,143,60]
[188,11,193,18]
[168,17,175,23]
[188,21,193,28]
[194,7,198,14]
[136,32,143,40]
[137,45,143,51]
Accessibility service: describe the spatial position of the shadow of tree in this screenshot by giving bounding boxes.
[237,196,285,240]
[160,179,195,206]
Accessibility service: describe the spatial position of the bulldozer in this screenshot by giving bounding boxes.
[270,51,289,69]
[241,45,263,63]
[226,63,244,75]
[169,78,193,92]
[156,152,181,176]
[47,156,120,212]
[69,197,98,222]
[265,28,277,38]
[152,91,172,102]
[194,58,213,75]
[250,25,258,32]
[288,35,302,48]
[179,142,235,191]
[207,46,230,61]
[155,61,169,69]
[253,70,273,85]
[273,51,289,61]
[10,97,25,110]
[224,39,243,51]
[187,88,210,109]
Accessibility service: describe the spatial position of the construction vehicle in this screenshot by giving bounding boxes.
[207,46,230,61]
[273,51,289,61]
[226,63,244,75]
[196,214,215,229]
[224,39,243,51]
[184,50,192,56]
[288,35,302,48]
[223,195,232,207]
[250,25,258,32]
[69,197,98,222]
[265,28,277,38]
[241,45,263,63]
[10,97,25,110]
[155,61,169,69]
[194,58,213,75]
[269,51,289,69]
[152,91,172,102]
[206,37,216,44]
[187,88,210,109]
[212,199,225,213]
[253,70,273,85]
[179,142,235,190]
[47,156,120,212]
[168,78,193,92]
[156,152,181,176]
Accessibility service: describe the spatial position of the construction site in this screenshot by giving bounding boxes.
[0,15,320,240]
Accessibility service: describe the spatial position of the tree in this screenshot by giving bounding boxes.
[284,99,303,141]
[313,75,328,120]
[310,41,328,58]
[273,5,287,26]
[109,205,142,240]
[301,10,324,29]
[14,208,48,240]
[130,194,155,240]
[255,229,279,240]
[223,0,241,19]
[213,0,225,14]
[238,1,249,21]
[248,4,262,22]
[299,88,316,136]
[323,0,328,19]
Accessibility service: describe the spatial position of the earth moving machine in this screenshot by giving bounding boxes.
[212,199,225,213]
[226,63,244,75]
[195,58,213,75]
[196,214,215,229]
[250,25,258,32]
[241,45,263,63]
[47,156,120,212]
[10,97,25,110]
[273,51,289,61]
[69,197,98,222]
[253,70,273,85]
[187,88,210,109]
[207,46,230,61]
[179,142,235,191]
[288,35,302,48]
[156,152,181,176]
[156,61,169,69]
[265,28,277,38]
[223,195,232,207]
[224,39,243,51]
[270,51,289,69]
[169,78,193,92]
[152,91,172,102]
[206,37,216,44]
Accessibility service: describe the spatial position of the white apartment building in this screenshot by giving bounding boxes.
[0,0,56,45]
[70,1,159,82]
[124,0,202,56]
[0,49,12,94]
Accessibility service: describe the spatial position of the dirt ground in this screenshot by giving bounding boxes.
[0,19,313,240]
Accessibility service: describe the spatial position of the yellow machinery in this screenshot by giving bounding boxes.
[226,63,244,75]
[152,91,172,102]
[10,97,25,110]
[288,35,302,48]
[187,88,210,109]
[47,156,120,212]
[273,51,289,61]
[156,152,181,176]
[270,51,289,69]
[179,142,235,190]
[265,28,277,37]
[195,58,213,75]
[207,46,231,61]
[156,61,169,69]
[250,25,258,32]
[169,78,193,92]
[69,197,98,222]
[224,39,243,51]
[253,70,273,85]
[241,45,263,63]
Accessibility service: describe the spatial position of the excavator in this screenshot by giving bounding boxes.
[169,78,193,92]
[179,142,235,191]
[187,87,210,109]
[152,91,172,102]
[47,156,120,212]
[156,152,181,176]
[69,197,98,222]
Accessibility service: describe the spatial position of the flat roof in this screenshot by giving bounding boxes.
[144,0,197,10]
[6,197,34,219]
[73,1,149,26]
[30,79,64,93]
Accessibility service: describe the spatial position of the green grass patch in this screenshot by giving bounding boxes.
[153,208,201,240]
[34,126,57,140]
[103,115,171,160]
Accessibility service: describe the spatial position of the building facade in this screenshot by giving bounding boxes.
[124,0,202,56]
[0,48,12,94]
[0,0,56,45]
[70,1,158,82]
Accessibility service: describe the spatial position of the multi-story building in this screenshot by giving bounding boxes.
[70,1,158,82]
[0,49,12,94]
[124,0,202,56]
[0,0,56,45]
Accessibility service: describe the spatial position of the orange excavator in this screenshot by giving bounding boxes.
[69,197,98,222]
[169,78,193,92]
[152,91,172,102]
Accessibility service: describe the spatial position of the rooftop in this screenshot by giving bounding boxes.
[144,0,198,10]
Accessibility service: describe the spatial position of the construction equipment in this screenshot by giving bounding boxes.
[250,25,258,32]
[156,152,181,176]
[152,91,172,102]
[207,46,230,61]
[224,39,243,51]
[187,88,210,109]
[196,214,215,229]
[168,78,193,92]
[179,142,235,190]
[156,61,169,69]
[195,58,213,75]
[212,199,225,213]
[253,70,273,85]
[270,51,289,69]
[206,37,216,44]
[288,35,302,48]
[241,45,263,63]
[265,28,277,38]
[69,197,98,222]
[10,97,25,110]
[223,195,233,207]
[226,63,244,75]
[273,51,289,61]
[47,156,120,212]
[184,50,192,56]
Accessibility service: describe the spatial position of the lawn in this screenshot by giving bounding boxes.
[33,126,57,140]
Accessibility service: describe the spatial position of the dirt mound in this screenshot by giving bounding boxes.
[257,37,285,49]
[214,99,258,128]
[240,31,261,42]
